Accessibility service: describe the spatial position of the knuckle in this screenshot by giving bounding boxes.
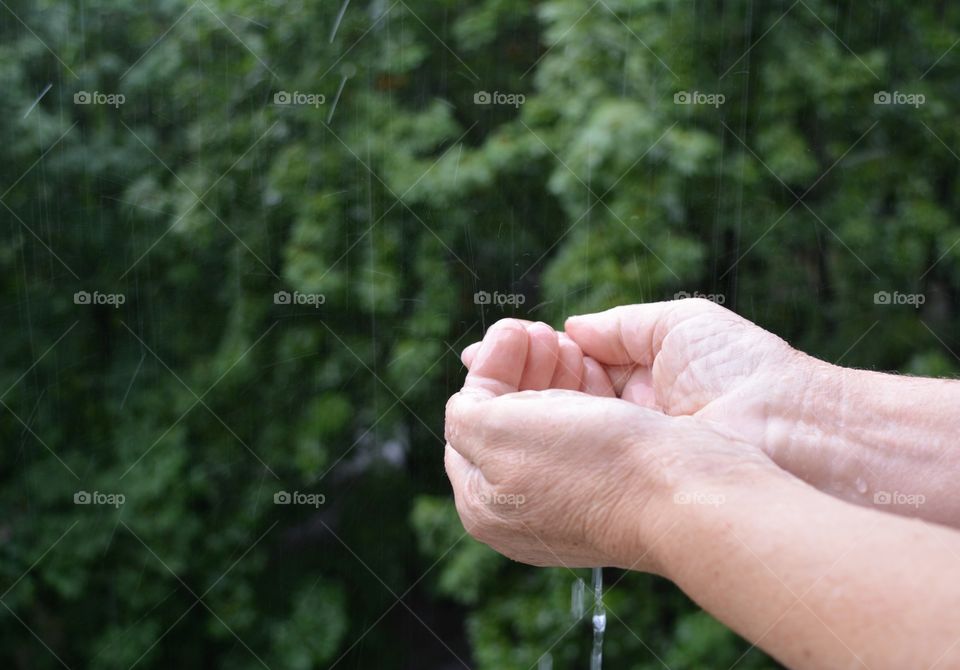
[444,395,460,441]
[489,317,525,334]
[669,298,722,328]
[686,297,726,315]
[688,297,717,310]
[444,392,474,443]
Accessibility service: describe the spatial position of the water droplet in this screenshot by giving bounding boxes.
[571,578,585,619]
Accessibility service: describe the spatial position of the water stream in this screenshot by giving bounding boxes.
[571,568,605,668]
[590,567,605,670]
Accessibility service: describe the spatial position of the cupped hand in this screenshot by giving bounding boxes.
[463,300,812,454]
[445,319,774,570]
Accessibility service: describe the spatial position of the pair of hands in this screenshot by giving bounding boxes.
[444,299,811,570]
[445,299,960,669]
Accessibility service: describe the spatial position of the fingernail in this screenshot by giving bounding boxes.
[528,321,553,334]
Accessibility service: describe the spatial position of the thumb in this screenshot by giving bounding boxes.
[564,300,722,367]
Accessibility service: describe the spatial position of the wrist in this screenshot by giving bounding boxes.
[608,420,783,576]
[652,461,801,583]
[760,357,960,525]
[757,353,857,488]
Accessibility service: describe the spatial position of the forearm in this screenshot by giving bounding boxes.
[650,468,960,670]
[763,357,960,525]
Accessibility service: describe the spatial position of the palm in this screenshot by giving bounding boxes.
[623,305,790,416]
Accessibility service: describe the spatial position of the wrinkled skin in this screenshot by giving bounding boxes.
[461,299,813,468]
[445,318,774,568]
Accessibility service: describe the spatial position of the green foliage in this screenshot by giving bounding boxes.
[2,0,959,667]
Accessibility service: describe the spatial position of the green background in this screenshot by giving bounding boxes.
[2,0,957,667]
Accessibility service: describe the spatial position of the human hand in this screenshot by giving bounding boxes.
[444,319,774,570]
[461,301,810,446]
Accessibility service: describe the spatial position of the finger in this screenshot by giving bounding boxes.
[461,341,481,368]
[445,387,524,466]
[620,367,659,409]
[447,386,581,466]
[601,363,657,407]
[519,322,559,390]
[603,364,635,396]
[444,444,489,524]
[550,334,584,390]
[464,320,557,371]
[581,356,616,397]
[464,319,529,397]
[444,391,488,462]
[450,320,531,464]
[470,329,582,389]
[564,300,724,367]
[464,319,537,370]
